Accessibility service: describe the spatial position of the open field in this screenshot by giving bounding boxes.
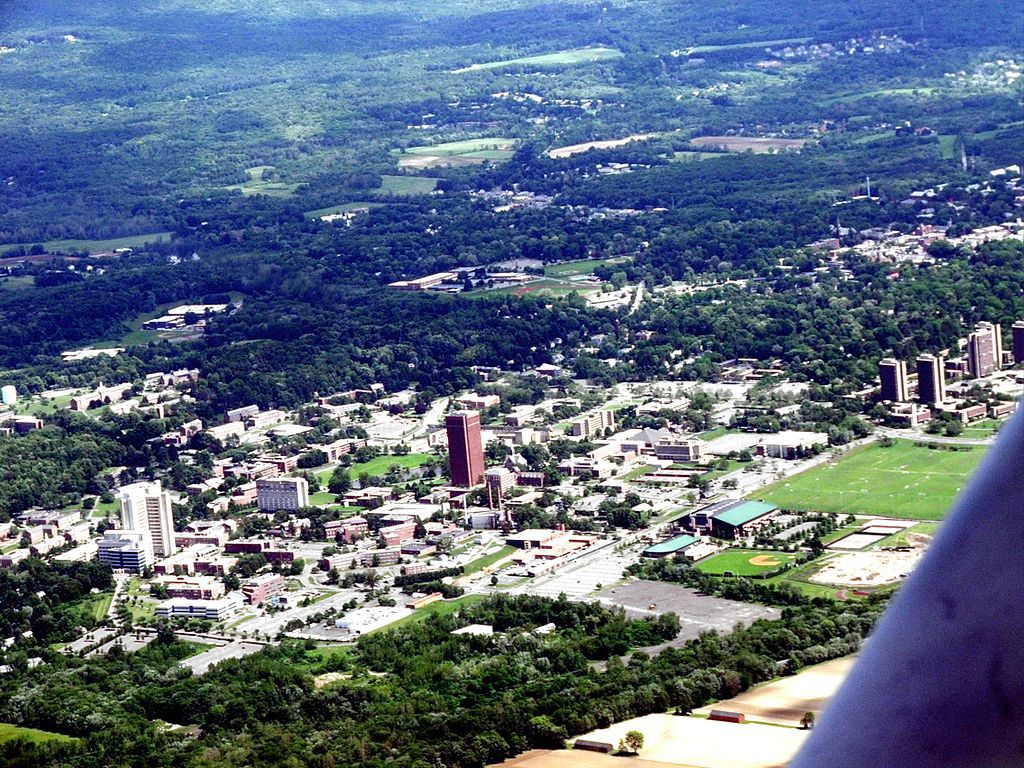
[463,545,517,576]
[482,278,602,298]
[225,166,299,198]
[680,36,812,55]
[543,257,630,277]
[547,133,660,158]
[695,549,801,576]
[369,594,486,634]
[453,47,622,73]
[0,231,172,255]
[399,140,515,169]
[348,452,432,478]
[672,150,724,162]
[756,440,985,520]
[823,86,938,104]
[75,592,113,623]
[379,175,440,194]
[809,549,923,587]
[303,201,383,220]
[688,136,807,153]
[0,723,77,745]
[573,712,807,768]
[694,655,855,726]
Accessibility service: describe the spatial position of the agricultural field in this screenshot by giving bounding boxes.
[695,549,801,576]
[0,231,172,256]
[379,175,440,195]
[693,655,855,727]
[757,440,986,520]
[688,136,808,153]
[679,36,812,55]
[398,140,516,169]
[224,166,299,198]
[547,133,661,159]
[452,46,623,73]
[672,150,725,162]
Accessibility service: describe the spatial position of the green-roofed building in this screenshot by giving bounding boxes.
[709,500,779,539]
[642,534,698,559]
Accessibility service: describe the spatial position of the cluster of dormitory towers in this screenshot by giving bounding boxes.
[880,321,1024,404]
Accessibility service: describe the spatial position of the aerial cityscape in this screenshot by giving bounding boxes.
[0,1,1021,766]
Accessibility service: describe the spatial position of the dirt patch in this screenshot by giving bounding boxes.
[748,555,782,566]
[547,133,661,159]
[809,550,922,586]
[491,751,683,768]
[693,655,855,726]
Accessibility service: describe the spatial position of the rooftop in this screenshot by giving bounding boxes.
[712,500,779,527]
[644,534,698,555]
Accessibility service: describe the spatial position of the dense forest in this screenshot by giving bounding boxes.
[0,593,886,767]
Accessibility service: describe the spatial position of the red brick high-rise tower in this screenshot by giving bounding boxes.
[446,411,485,487]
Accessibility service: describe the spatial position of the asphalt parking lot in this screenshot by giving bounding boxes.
[182,641,267,675]
[595,579,780,642]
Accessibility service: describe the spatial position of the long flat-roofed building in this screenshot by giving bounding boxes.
[256,477,309,511]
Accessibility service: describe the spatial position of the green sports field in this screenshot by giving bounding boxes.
[695,549,800,576]
[757,440,986,520]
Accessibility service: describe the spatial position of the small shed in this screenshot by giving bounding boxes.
[709,709,745,724]
[574,739,614,754]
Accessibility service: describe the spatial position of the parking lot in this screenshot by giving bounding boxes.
[595,580,780,642]
[182,641,267,675]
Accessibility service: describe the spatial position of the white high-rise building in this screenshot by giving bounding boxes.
[118,481,177,557]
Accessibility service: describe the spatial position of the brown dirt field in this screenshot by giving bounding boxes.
[748,555,782,566]
[689,136,807,153]
[547,133,661,158]
[572,714,806,768]
[694,655,855,726]
[809,549,921,586]
[492,751,688,768]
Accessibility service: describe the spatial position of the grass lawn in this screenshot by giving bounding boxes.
[371,595,487,633]
[621,464,656,481]
[937,134,958,160]
[0,723,77,745]
[697,427,739,440]
[0,275,35,291]
[76,592,113,623]
[462,545,517,576]
[379,175,439,195]
[672,150,724,162]
[960,418,1003,439]
[349,452,432,477]
[452,47,622,73]
[0,231,172,256]
[695,549,801,576]
[544,257,629,278]
[756,440,986,520]
[872,521,941,548]
[309,491,339,506]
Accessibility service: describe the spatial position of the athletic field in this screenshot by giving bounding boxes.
[695,549,800,576]
[757,440,986,520]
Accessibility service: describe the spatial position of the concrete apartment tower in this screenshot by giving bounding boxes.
[879,358,909,402]
[967,322,1001,378]
[1012,320,1024,365]
[446,411,485,487]
[118,480,176,558]
[916,354,946,407]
